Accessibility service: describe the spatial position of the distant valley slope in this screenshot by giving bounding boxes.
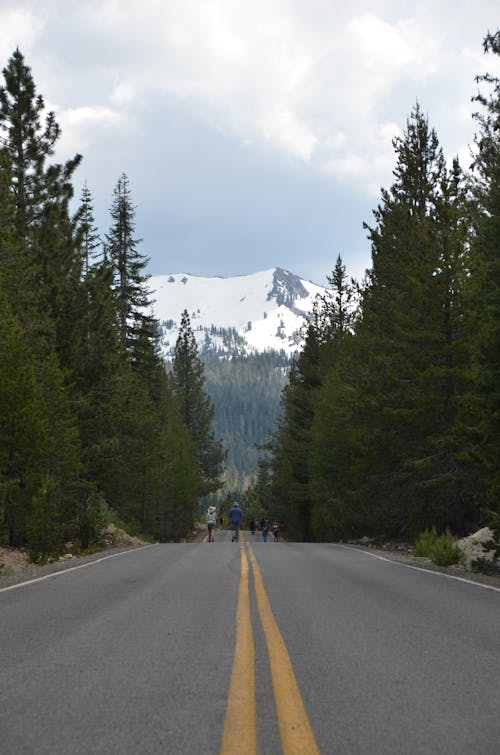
[149,267,325,359]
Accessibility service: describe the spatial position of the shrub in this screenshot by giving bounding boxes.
[413,528,464,567]
[429,531,464,567]
[413,527,437,558]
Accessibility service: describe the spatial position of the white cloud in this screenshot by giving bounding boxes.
[77,0,491,192]
[110,81,136,107]
[0,3,45,59]
[259,109,318,161]
[2,1,500,198]
[50,103,129,159]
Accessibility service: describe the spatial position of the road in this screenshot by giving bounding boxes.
[1,531,499,754]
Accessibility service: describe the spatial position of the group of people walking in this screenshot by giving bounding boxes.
[205,503,280,543]
[249,517,280,542]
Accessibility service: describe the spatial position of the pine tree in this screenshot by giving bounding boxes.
[105,173,155,357]
[0,48,82,349]
[156,378,200,542]
[172,310,225,497]
[309,343,365,540]
[314,254,357,351]
[0,49,61,239]
[75,182,102,277]
[72,254,124,540]
[269,324,322,540]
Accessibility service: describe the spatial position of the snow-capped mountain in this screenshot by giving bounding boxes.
[150,267,326,359]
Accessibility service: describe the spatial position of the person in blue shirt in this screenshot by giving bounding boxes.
[228,502,243,542]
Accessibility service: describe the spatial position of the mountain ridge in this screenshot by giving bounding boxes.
[149,266,326,359]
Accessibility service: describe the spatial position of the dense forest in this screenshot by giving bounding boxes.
[0,49,224,559]
[247,32,500,544]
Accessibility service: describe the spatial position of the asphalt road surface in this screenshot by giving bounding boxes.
[1,531,499,754]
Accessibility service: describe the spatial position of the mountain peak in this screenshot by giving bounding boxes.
[150,268,325,359]
[268,267,309,306]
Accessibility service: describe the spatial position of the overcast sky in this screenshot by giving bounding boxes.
[1,1,499,284]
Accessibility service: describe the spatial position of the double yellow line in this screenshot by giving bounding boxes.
[220,537,320,754]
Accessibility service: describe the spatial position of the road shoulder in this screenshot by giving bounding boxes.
[341,543,500,589]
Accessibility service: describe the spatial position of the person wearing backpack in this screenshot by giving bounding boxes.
[206,506,217,542]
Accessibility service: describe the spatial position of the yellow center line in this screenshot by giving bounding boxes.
[220,534,256,754]
[247,544,320,755]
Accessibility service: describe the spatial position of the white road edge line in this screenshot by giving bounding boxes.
[336,544,500,593]
[0,544,156,594]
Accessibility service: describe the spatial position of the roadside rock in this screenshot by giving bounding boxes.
[102,523,145,548]
[457,527,497,571]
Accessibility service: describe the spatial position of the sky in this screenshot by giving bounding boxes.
[1,1,499,285]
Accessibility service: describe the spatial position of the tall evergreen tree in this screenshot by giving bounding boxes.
[314,254,357,350]
[73,255,123,532]
[75,181,102,277]
[0,48,82,350]
[269,324,322,540]
[156,377,200,542]
[105,173,156,359]
[172,310,225,498]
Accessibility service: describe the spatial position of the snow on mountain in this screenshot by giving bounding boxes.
[149,267,326,359]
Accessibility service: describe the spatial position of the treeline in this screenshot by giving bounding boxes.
[0,50,223,559]
[255,33,500,543]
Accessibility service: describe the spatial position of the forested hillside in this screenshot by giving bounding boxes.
[203,352,289,491]
[0,50,223,559]
[249,33,500,545]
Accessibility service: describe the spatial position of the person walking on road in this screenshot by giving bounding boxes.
[206,506,217,542]
[261,520,269,542]
[229,501,243,542]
